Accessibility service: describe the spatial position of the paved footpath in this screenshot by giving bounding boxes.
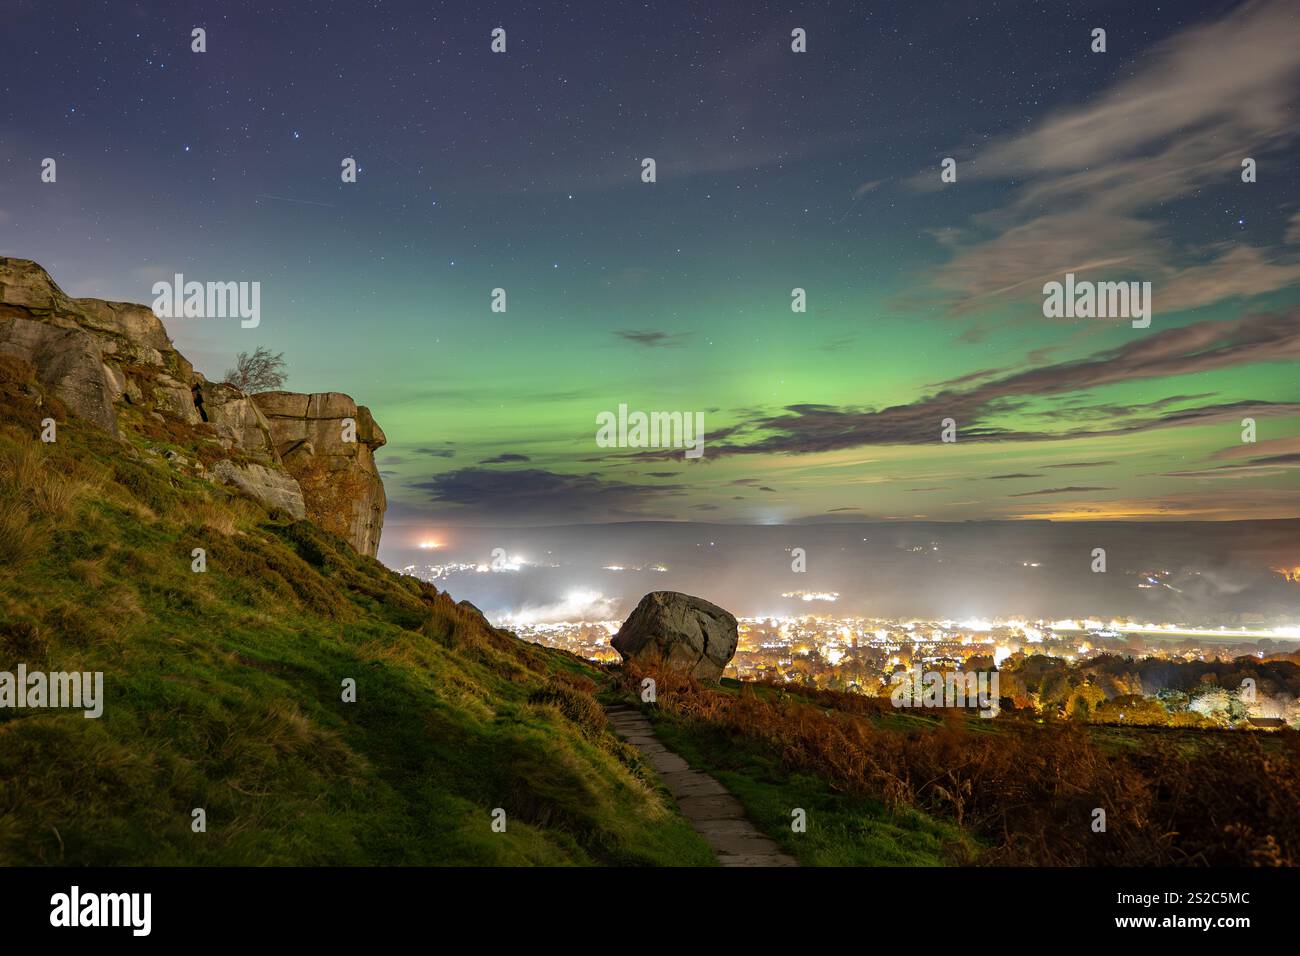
[605,703,798,867]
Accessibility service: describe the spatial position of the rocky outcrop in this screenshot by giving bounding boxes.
[0,257,387,556]
[210,460,307,519]
[251,391,387,558]
[612,591,739,682]
[0,258,198,432]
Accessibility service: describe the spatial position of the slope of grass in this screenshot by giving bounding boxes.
[0,377,713,866]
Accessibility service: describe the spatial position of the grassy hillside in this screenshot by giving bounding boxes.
[0,358,713,866]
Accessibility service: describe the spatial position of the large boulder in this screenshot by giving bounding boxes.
[251,391,387,557]
[611,591,739,682]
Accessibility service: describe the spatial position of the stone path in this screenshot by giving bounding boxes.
[605,703,798,867]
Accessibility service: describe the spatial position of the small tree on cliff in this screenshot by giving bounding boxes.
[224,347,287,393]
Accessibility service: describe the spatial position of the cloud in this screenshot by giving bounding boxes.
[820,335,858,352]
[1043,460,1116,469]
[1210,434,1300,462]
[494,590,620,627]
[928,0,1300,317]
[1031,394,1218,423]
[614,329,692,348]
[1162,444,1300,479]
[413,446,456,458]
[411,467,685,521]
[696,309,1300,457]
[478,453,530,464]
[1009,486,1116,498]
[986,473,1044,480]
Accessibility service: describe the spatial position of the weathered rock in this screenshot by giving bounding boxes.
[0,316,122,434]
[0,257,193,431]
[612,591,739,682]
[192,381,279,462]
[154,378,203,426]
[1,258,192,359]
[210,460,306,518]
[252,391,387,557]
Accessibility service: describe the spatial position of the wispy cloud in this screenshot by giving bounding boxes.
[694,309,1300,457]
[614,329,693,348]
[1009,486,1116,498]
[412,467,685,521]
[928,0,1300,317]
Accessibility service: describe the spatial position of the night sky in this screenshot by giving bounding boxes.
[4,0,1298,563]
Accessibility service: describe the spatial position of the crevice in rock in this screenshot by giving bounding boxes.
[190,383,210,422]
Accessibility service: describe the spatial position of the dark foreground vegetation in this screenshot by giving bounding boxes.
[614,660,1300,866]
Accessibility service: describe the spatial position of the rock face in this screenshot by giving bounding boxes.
[0,256,387,556]
[612,591,739,682]
[210,460,307,519]
[193,381,280,461]
[0,317,122,433]
[251,391,387,558]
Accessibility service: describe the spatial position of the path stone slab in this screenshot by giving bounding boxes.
[676,794,748,821]
[703,833,789,855]
[611,722,654,734]
[627,742,668,755]
[609,718,653,731]
[645,750,691,774]
[718,853,800,867]
[694,819,767,838]
[661,771,729,798]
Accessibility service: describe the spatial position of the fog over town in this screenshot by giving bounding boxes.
[387,519,1300,629]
